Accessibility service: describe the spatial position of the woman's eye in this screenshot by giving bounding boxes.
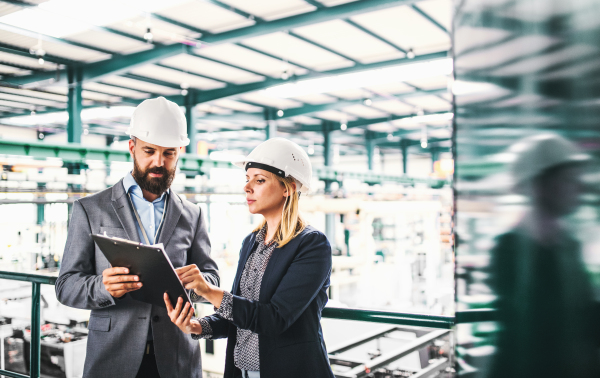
[257,179,265,183]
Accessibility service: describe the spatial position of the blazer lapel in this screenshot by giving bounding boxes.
[157,191,183,247]
[232,233,257,295]
[111,179,141,243]
[259,243,284,302]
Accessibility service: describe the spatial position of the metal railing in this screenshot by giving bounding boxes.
[0,270,494,378]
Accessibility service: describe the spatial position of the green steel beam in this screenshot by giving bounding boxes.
[121,73,182,89]
[236,43,315,73]
[347,110,451,129]
[199,0,422,46]
[4,43,188,87]
[322,307,454,329]
[344,19,407,53]
[185,91,197,154]
[195,88,448,125]
[287,31,359,64]
[199,0,258,20]
[149,14,206,37]
[0,22,117,56]
[314,165,447,186]
[154,62,228,85]
[192,51,449,105]
[0,43,74,66]
[187,49,268,78]
[411,5,449,35]
[67,67,83,143]
[366,130,376,171]
[3,0,428,89]
[31,282,41,378]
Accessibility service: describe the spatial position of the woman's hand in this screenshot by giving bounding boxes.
[164,293,201,334]
[176,264,210,296]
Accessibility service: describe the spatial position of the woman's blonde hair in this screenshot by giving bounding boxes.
[253,174,306,247]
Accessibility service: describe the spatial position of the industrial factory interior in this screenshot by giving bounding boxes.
[0,0,599,377]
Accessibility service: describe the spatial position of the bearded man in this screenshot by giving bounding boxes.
[56,97,219,378]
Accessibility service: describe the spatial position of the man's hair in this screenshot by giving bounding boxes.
[131,136,137,145]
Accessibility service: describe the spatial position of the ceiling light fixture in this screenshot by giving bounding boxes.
[407,48,415,59]
[277,109,284,117]
[144,27,153,42]
[363,98,372,106]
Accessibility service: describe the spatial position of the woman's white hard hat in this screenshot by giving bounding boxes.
[235,137,312,193]
[127,97,190,148]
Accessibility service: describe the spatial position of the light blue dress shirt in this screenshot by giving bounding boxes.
[123,171,168,245]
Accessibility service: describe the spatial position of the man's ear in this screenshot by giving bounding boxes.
[128,139,136,156]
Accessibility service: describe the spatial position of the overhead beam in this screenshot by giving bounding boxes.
[194,87,447,124]
[2,0,429,89]
[0,22,116,56]
[199,0,420,46]
[192,51,449,105]
[4,43,189,87]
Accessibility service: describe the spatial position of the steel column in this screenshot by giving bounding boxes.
[400,139,409,174]
[264,108,277,140]
[67,67,83,144]
[366,131,376,171]
[30,282,41,378]
[185,91,197,154]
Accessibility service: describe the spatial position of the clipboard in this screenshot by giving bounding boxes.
[92,233,192,309]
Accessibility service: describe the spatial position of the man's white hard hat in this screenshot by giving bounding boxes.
[512,133,590,186]
[235,138,312,193]
[127,97,190,148]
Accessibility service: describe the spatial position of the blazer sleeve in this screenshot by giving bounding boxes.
[203,314,231,339]
[55,200,116,310]
[186,205,220,288]
[230,231,332,337]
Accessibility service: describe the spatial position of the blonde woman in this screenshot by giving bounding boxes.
[164,138,335,378]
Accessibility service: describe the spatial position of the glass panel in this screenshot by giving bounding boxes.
[454,0,600,377]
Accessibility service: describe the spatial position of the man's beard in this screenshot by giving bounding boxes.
[132,154,177,196]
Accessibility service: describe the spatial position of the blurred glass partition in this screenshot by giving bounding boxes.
[453,1,600,377]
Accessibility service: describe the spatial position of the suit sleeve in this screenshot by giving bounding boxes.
[229,231,331,337]
[186,205,220,291]
[55,200,116,310]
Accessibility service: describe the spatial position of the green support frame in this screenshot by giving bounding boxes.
[0,270,493,378]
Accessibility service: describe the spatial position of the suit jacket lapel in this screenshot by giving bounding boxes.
[259,243,284,302]
[233,233,257,295]
[157,191,183,247]
[111,179,141,243]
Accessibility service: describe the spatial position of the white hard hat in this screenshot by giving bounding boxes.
[127,97,190,147]
[512,133,590,185]
[235,138,312,193]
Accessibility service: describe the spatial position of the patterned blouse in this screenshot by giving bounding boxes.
[192,225,277,371]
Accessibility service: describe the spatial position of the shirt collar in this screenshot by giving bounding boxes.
[123,171,169,203]
[256,224,277,248]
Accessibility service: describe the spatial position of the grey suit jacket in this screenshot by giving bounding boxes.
[56,178,219,378]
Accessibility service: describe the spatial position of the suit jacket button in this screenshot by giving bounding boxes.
[153,315,160,322]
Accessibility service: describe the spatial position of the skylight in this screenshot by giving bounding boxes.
[264,58,453,98]
[0,0,189,38]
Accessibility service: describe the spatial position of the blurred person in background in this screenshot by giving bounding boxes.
[165,138,335,378]
[55,97,219,378]
[487,133,600,378]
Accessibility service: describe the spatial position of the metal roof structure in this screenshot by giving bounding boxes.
[0,0,452,166]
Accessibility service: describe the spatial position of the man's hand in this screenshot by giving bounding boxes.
[176,264,210,296]
[102,267,142,298]
[164,294,201,334]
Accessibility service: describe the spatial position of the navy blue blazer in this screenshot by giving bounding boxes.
[205,225,335,378]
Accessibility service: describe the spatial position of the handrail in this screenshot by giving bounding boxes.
[0,270,496,378]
